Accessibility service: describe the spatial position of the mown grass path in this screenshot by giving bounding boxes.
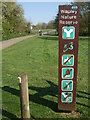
[2,36,89,119]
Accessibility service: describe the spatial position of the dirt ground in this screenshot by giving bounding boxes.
[0,35,36,51]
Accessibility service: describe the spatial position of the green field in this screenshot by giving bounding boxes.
[2,36,89,119]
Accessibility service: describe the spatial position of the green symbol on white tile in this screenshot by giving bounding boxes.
[62,54,74,66]
[62,26,75,39]
[61,92,73,102]
[62,68,74,79]
[62,80,73,91]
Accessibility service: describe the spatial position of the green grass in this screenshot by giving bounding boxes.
[2,36,89,119]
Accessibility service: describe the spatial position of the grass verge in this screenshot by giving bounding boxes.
[2,36,89,119]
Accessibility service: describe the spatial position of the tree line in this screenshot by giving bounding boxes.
[2,2,89,40]
[2,2,55,40]
[2,2,31,40]
[34,20,55,30]
[34,2,89,36]
[54,2,89,36]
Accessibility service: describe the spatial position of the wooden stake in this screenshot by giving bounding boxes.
[18,74,30,119]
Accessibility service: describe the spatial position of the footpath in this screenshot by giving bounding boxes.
[0,35,36,51]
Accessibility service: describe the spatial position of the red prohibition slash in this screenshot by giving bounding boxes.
[64,56,73,65]
[64,69,72,77]
[63,81,72,89]
[63,93,71,101]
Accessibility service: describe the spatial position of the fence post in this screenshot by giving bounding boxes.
[18,73,30,119]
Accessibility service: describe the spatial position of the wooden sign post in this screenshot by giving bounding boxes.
[58,5,79,111]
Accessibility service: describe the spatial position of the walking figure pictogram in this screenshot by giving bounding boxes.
[62,80,73,91]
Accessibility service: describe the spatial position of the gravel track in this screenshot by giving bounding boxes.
[0,35,36,51]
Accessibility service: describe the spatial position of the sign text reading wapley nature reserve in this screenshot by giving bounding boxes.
[58,5,79,111]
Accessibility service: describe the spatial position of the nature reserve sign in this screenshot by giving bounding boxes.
[58,5,79,111]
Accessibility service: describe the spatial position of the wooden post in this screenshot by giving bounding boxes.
[18,74,30,119]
